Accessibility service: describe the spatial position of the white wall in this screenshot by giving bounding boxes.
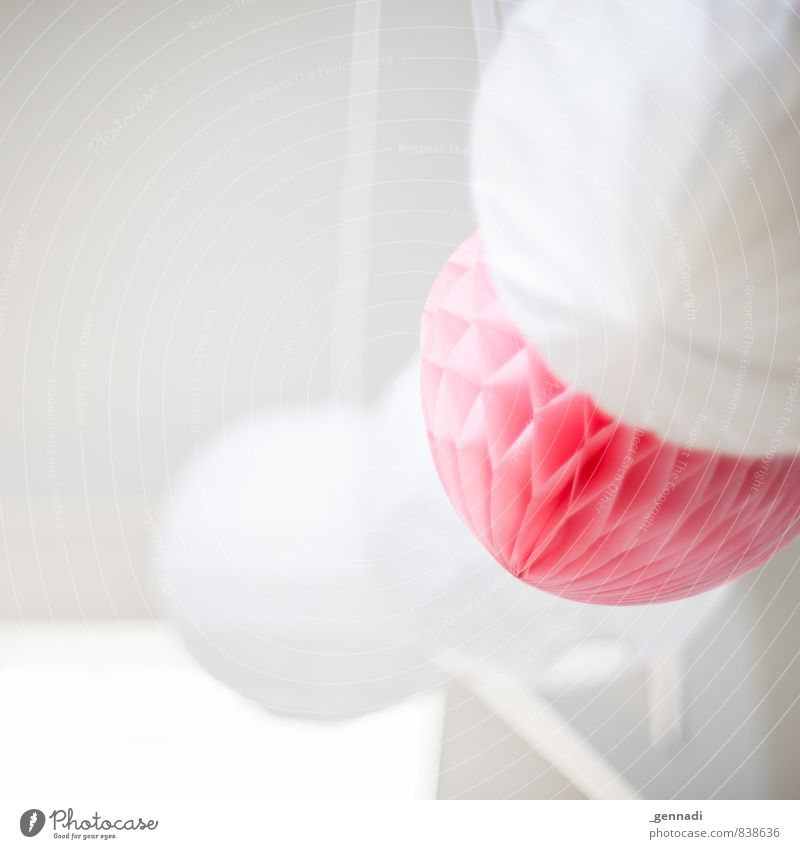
[0,0,478,618]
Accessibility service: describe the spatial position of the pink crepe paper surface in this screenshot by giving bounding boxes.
[420,234,800,604]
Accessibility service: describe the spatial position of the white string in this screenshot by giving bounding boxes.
[470,0,499,64]
[331,0,382,402]
[647,652,686,751]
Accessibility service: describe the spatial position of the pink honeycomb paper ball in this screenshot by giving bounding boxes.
[420,235,800,605]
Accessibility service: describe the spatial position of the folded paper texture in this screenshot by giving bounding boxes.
[421,235,800,604]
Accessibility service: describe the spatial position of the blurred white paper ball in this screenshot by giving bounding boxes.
[370,361,732,692]
[160,404,442,720]
[471,0,800,455]
[159,363,733,719]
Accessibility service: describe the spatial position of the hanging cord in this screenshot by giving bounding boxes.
[646,651,686,751]
[331,0,383,402]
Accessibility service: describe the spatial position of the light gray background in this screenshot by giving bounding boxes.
[0,0,479,618]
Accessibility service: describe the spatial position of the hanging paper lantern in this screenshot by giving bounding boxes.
[159,405,443,720]
[420,235,800,604]
[470,0,800,457]
[372,360,731,689]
